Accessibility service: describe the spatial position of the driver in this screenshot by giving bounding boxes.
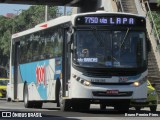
[82,48,89,57]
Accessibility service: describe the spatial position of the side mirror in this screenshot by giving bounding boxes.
[67,32,73,43]
[67,33,73,53]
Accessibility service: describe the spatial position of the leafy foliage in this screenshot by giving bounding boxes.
[151,11,160,36]
[158,0,160,6]
[147,1,160,44]
[0,5,60,67]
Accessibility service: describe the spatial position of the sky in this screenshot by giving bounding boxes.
[0,4,71,15]
[0,4,31,15]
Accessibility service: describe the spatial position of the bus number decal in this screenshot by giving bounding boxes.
[36,65,46,86]
[85,17,98,24]
[119,77,128,82]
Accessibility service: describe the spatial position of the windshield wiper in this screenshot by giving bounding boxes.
[112,56,119,62]
[120,28,130,49]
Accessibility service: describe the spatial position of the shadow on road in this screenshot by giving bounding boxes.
[80,108,160,114]
[40,107,60,111]
[0,107,159,118]
[39,108,160,117]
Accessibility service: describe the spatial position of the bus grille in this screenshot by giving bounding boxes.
[92,91,133,97]
[91,82,133,85]
[83,71,139,77]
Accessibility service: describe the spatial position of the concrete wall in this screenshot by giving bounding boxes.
[72,0,118,14]
[135,0,160,71]
[100,0,118,12]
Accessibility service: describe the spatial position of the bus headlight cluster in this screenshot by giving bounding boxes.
[132,76,147,87]
[76,77,91,86]
[133,81,140,87]
[72,74,91,86]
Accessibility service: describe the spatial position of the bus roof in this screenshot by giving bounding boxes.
[12,11,145,39]
[12,16,71,39]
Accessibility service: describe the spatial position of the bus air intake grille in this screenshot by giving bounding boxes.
[82,71,139,77]
[91,82,133,85]
[92,91,133,97]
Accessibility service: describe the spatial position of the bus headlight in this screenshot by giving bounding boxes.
[83,80,91,86]
[79,79,91,86]
[73,74,91,86]
[133,81,140,87]
[132,76,147,87]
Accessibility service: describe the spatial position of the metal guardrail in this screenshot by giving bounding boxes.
[115,0,124,12]
[115,0,160,47]
[144,1,160,51]
[139,0,160,73]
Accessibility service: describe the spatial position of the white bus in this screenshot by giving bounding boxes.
[7,11,148,112]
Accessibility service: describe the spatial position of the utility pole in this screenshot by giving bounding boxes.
[45,5,48,21]
[14,9,23,15]
[64,6,66,15]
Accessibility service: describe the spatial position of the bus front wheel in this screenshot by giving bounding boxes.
[72,100,90,111]
[150,105,157,112]
[114,105,129,113]
[59,87,71,111]
[100,104,106,110]
[34,101,43,108]
[135,107,141,111]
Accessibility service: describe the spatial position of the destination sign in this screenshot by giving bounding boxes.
[75,15,145,26]
[84,17,135,25]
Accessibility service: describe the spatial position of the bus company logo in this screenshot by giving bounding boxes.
[36,65,46,86]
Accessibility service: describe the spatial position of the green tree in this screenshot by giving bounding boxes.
[1,30,11,56]
[0,16,9,36]
[0,5,60,67]
[157,0,160,6]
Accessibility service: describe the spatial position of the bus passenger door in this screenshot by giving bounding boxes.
[62,29,71,97]
[14,42,20,100]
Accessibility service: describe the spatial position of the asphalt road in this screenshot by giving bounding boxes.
[0,99,160,120]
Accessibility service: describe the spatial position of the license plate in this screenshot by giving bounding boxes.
[106,90,119,94]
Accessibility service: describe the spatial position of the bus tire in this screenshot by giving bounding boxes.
[150,105,157,112]
[100,104,106,110]
[56,79,60,107]
[34,101,43,108]
[24,85,33,108]
[6,97,11,102]
[60,99,71,111]
[72,100,90,111]
[59,87,71,111]
[135,107,141,111]
[114,105,129,113]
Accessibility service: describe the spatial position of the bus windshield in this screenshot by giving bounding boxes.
[74,30,146,68]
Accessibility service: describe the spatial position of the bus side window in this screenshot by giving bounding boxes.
[19,37,28,63]
[26,35,32,62]
[32,33,40,61]
[136,38,143,66]
[45,29,55,58]
[39,31,45,60]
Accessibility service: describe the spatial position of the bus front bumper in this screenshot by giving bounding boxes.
[69,80,147,100]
